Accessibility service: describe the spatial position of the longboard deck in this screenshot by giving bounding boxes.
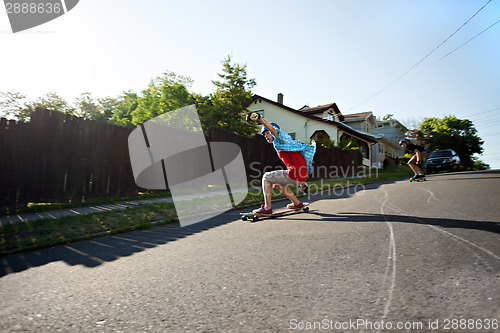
[240,203,310,222]
[409,177,427,182]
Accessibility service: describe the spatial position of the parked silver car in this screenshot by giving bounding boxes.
[425,149,461,173]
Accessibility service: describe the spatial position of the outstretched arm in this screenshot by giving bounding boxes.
[258,117,278,134]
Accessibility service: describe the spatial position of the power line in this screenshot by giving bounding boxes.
[473,117,500,124]
[428,18,500,66]
[471,113,500,122]
[466,106,500,118]
[469,116,500,124]
[346,0,494,111]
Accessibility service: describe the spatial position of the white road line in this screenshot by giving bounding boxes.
[417,187,438,203]
[377,190,397,331]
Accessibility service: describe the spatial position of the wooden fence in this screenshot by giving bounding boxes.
[0,109,136,208]
[0,109,361,208]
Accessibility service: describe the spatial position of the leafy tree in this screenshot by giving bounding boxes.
[0,91,74,121]
[194,93,216,128]
[376,114,394,122]
[473,159,490,170]
[109,91,139,128]
[98,96,120,122]
[32,92,75,115]
[131,71,194,125]
[74,93,118,122]
[419,115,483,170]
[0,91,31,121]
[199,56,258,136]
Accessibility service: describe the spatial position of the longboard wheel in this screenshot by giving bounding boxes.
[252,215,260,222]
[303,206,310,213]
[241,216,248,221]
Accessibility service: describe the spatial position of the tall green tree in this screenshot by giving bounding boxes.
[98,96,120,122]
[109,91,139,128]
[419,115,483,170]
[199,56,258,136]
[131,71,194,125]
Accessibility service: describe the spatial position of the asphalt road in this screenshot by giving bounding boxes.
[1,170,499,332]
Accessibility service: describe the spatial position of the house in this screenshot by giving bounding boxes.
[342,111,377,133]
[372,136,402,168]
[291,102,402,168]
[248,94,378,167]
[373,119,409,157]
[337,111,402,168]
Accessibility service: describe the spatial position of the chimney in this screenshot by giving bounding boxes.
[277,93,283,104]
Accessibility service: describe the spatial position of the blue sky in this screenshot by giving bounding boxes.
[1,0,499,168]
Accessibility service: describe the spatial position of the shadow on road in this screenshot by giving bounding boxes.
[305,211,500,235]
[0,214,238,277]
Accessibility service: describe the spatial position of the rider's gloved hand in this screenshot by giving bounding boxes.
[245,112,261,122]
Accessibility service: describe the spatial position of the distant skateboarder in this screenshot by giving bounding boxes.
[399,139,426,179]
[246,112,316,215]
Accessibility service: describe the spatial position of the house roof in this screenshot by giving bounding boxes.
[342,111,373,122]
[297,103,345,121]
[375,119,409,132]
[251,95,377,143]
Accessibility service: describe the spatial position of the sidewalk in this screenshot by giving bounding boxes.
[0,186,252,226]
[0,197,173,227]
